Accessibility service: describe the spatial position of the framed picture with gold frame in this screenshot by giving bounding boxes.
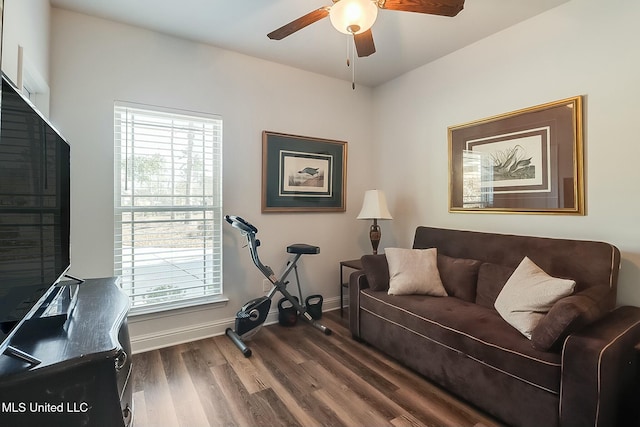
[262,131,347,212]
[448,96,584,214]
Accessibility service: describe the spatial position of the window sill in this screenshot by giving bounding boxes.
[127,295,229,320]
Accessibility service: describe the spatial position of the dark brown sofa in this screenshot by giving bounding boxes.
[349,227,640,427]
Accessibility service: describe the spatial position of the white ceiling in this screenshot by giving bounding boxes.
[50,0,570,87]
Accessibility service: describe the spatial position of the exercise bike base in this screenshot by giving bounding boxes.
[226,328,252,358]
[311,321,332,336]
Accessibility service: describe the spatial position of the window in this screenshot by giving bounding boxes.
[114,103,223,314]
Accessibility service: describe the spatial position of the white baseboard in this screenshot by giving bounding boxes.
[130,295,344,354]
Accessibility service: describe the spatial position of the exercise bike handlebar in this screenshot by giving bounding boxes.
[225,215,275,279]
[225,215,258,234]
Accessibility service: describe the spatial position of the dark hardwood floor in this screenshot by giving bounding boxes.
[132,309,504,427]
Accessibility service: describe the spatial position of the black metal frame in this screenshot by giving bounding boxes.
[224,215,331,357]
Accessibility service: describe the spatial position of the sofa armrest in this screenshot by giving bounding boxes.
[349,270,368,338]
[560,305,640,427]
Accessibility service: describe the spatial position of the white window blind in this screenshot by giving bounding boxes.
[114,103,222,313]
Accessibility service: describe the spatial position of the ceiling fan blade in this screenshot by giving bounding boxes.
[267,7,330,40]
[354,30,376,57]
[380,0,465,17]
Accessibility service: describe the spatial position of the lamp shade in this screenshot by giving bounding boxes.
[357,190,392,220]
[329,0,378,35]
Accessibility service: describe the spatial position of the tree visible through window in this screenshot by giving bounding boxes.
[114,103,222,313]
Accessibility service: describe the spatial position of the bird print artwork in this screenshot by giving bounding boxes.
[288,165,324,188]
[298,167,320,176]
[489,145,535,181]
[283,154,329,191]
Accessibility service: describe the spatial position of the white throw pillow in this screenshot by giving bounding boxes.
[494,256,575,339]
[385,248,448,297]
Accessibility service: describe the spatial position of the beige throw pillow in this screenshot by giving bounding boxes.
[386,248,448,297]
[495,256,575,339]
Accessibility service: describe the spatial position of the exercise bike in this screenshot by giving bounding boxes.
[225,215,332,357]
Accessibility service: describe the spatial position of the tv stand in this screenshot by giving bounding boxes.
[0,277,133,427]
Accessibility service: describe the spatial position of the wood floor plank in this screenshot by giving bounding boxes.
[292,333,404,421]
[301,360,393,427]
[248,388,300,427]
[183,336,228,367]
[391,413,431,427]
[313,387,388,427]
[134,349,180,426]
[296,327,399,392]
[132,390,148,427]
[158,345,211,426]
[248,355,325,427]
[250,332,344,427]
[252,331,322,397]
[215,328,269,394]
[256,325,308,364]
[131,309,504,427]
[131,350,151,393]
[181,348,241,426]
[300,333,447,427]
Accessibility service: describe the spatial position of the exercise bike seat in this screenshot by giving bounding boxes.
[287,244,320,255]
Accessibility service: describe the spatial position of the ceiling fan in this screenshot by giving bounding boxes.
[267,0,466,58]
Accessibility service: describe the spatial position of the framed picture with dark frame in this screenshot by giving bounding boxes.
[262,131,347,212]
[448,96,584,214]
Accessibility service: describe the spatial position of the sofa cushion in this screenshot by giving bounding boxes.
[361,253,481,300]
[476,262,515,309]
[495,257,576,339]
[386,248,447,296]
[531,286,610,351]
[360,254,390,291]
[437,254,482,303]
[358,289,562,394]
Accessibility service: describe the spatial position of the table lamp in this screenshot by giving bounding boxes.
[357,190,393,255]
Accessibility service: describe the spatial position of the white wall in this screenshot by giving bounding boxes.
[1,0,50,114]
[372,0,640,306]
[49,9,374,352]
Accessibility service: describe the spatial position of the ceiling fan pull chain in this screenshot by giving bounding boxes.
[346,35,351,67]
[352,34,356,90]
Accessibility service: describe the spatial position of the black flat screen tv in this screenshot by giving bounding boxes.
[0,74,71,359]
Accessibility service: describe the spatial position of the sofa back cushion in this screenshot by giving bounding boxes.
[476,262,515,308]
[361,252,481,302]
[361,254,390,291]
[413,227,620,312]
[437,254,482,302]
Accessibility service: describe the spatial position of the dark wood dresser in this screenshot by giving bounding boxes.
[0,277,133,426]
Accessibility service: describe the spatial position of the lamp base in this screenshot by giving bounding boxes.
[369,219,381,255]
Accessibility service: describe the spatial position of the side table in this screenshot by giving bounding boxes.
[340,258,363,317]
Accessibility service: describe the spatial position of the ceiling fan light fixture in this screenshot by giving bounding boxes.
[330,0,378,35]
